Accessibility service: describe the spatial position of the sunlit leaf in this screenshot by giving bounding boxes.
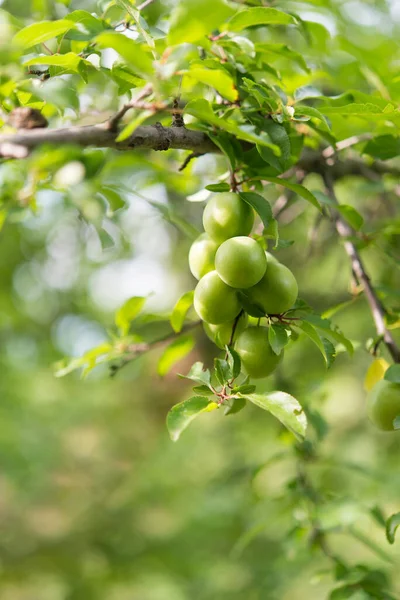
[386,513,400,544]
[364,358,390,391]
[170,291,194,333]
[96,31,153,76]
[186,67,238,102]
[167,396,218,441]
[158,334,195,377]
[226,7,297,32]
[168,0,234,45]
[115,296,146,336]
[239,191,273,229]
[13,19,76,48]
[240,392,307,439]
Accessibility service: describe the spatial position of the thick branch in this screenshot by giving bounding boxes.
[1,125,399,183]
[323,173,400,363]
[0,123,218,158]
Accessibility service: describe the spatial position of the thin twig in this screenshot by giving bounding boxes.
[322,133,372,158]
[137,0,155,9]
[107,84,153,132]
[178,152,203,171]
[323,172,400,363]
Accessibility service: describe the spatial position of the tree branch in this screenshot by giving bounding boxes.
[1,124,399,182]
[323,172,400,363]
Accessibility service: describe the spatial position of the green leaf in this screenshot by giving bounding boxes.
[231,384,256,394]
[268,324,289,355]
[336,205,364,231]
[239,191,272,229]
[384,364,400,384]
[187,67,238,102]
[168,0,234,46]
[192,385,214,396]
[158,334,195,377]
[263,177,322,211]
[224,397,247,416]
[96,32,153,77]
[98,186,126,212]
[256,43,309,73]
[23,53,92,77]
[65,9,105,40]
[303,314,354,354]
[240,392,307,439]
[226,7,297,32]
[167,396,218,441]
[214,358,231,385]
[320,103,400,120]
[13,19,76,48]
[115,296,146,336]
[321,337,336,369]
[257,121,291,172]
[185,99,280,151]
[298,321,331,367]
[205,183,231,192]
[363,135,400,160]
[179,361,212,387]
[294,105,331,130]
[170,291,194,333]
[226,345,241,379]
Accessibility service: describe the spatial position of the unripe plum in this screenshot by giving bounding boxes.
[247,258,298,315]
[367,379,400,431]
[189,233,219,280]
[203,193,254,243]
[215,236,267,289]
[235,326,283,379]
[194,270,241,324]
[204,312,248,349]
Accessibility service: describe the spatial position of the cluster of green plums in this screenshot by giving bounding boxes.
[189,192,298,379]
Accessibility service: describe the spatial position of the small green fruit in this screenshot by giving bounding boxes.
[194,270,241,324]
[204,312,248,349]
[203,193,254,243]
[246,258,298,315]
[235,326,283,379]
[367,379,400,431]
[215,236,267,289]
[188,233,219,280]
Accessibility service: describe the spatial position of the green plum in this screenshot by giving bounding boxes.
[188,233,219,280]
[194,270,241,324]
[235,326,283,379]
[246,258,298,315]
[367,379,400,431]
[215,236,267,289]
[204,312,248,349]
[203,193,254,243]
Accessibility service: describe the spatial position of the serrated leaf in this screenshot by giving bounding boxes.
[386,513,400,544]
[263,177,322,211]
[226,7,296,32]
[170,291,194,333]
[239,191,272,229]
[268,324,289,355]
[115,296,146,336]
[226,345,241,379]
[186,67,238,102]
[384,364,400,384]
[96,31,153,77]
[179,361,212,387]
[13,19,76,48]
[364,359,389,391]
[167,396,218,441]
[158,334,195,377]
[214,358,231,385]
[240,392,307,439]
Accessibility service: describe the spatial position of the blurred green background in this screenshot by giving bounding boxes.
[1,0,400,598]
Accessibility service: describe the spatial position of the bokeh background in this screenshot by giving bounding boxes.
[1,0,400,598]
